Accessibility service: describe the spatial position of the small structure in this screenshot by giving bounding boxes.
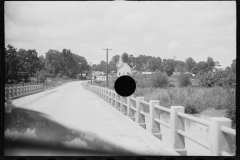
[141,72,153,78]
[213,67,225,72]
[92,71,105,76]
[186,72,195,77]
[96,76,106,81]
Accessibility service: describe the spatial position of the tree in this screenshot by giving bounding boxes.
[38,55,46,71]
[122,52,129,64]
[5,45,20,83]
[185,57,196,72]
[206,57,216,72]
[109,55,119,71]
[149,72,169,88]
[147,57,162,72]
[231,59,236,73]
[17,49,41,77]
[98,60,107,73]
[174,60,185,72]
[163,59,175,76]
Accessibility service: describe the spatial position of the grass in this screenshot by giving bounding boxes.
[134,86,231,114]
[89,76,235,115]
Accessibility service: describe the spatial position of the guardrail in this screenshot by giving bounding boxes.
[87,83,236,156]
[5,84,44,100]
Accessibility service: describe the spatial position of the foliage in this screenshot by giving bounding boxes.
[37,70,47,83]
[134,86,231,114]
[5,44,89,84]
[224,88,236,129]
[185,57,196,72]
[131,73,150,88]
[198,72,216,87]
[177,73,191,87]
[149,72,169,88]
[147,57,163,72]
[5,45,41,83]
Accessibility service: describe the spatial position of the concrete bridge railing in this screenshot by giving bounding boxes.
[5,84,44,100]
[87,83,236,156]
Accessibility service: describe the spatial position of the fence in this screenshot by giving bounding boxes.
[5,84,44,100]
[87,83,236,156]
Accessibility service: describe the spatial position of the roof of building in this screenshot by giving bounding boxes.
[142,72,152,75]
[117,63,133,71]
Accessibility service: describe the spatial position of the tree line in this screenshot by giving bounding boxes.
[91,52,224,77]
[5,44,90,83]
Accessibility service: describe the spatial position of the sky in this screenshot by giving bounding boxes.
[5,1,236,68]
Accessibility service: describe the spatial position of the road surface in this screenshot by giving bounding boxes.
[11,81,179,155]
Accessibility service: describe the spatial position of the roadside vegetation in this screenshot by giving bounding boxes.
[91,55,236,129]
[5,44,89,90]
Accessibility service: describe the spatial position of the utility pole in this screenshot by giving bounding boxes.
[102,48,112,87]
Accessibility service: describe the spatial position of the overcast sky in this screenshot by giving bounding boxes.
[5,1,236,68]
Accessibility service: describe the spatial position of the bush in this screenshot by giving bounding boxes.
[134,86,230,114]
[177,73,191,87]
[224,88,236,129]
[131,73,149,88]
[149,72,169,88]
[38,70,47,83]
[197,70,236,88]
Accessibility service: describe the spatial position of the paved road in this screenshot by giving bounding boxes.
[12,81,179,155]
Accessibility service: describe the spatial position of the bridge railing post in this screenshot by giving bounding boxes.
[115,93,119,109]
[149,100,162,139]
[209,117,234,156]
[17,86,20,96]
[13,87,16,97]
[5,87,8,99]
[103,88,106,101]
[108,89,110,103]
[105,88,108,101]
[111,90,115,106]
[120,97,127,115]
[135,97,146,129]
[9,87,12,98]
[170,106,187,156]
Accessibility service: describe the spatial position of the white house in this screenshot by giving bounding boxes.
[96,76,106,81]
[92,71,105,76]
[116,54,134,77]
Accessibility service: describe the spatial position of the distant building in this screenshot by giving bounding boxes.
[141,72,153,78]
[117,54,134,77]
[92,71,105,77]
[186,72,195,77]
[213,67,225,72]
[96,76,106,81]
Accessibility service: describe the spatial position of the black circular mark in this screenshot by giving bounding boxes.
[114,76,136,97]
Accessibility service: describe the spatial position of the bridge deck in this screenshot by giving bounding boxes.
[12,81,179,155]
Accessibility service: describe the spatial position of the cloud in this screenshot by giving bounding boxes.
[4,1,236,67]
